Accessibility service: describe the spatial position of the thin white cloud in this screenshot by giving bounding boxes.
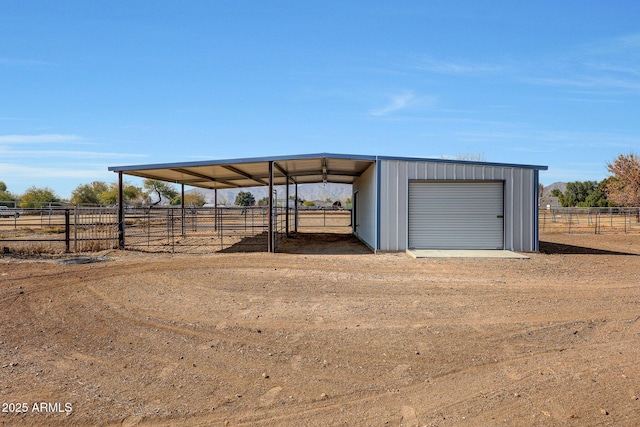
[412,56,504,75]
[370,91,416,116]
[522,33,640,95]
[0,163,113,179]
[455,128,637,149]
[0,57,48,66]
[585,62,640,77]
[0,134,83,144]
[0,148,147,159]
[370,91,437,117]
[524,75,640,92]
[585,32,640,56]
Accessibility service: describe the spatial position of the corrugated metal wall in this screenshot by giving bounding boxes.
[408,181,505,249]
[379,159,539,252]
[352,163,377,250]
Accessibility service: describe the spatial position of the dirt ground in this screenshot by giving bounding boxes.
[1,232,639,426]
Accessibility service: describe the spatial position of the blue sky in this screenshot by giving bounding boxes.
[1,1,639,198]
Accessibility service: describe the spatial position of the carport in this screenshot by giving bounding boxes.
[110,153,547,254]
[108,153,376,252]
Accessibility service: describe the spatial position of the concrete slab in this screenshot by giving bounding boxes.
[407,249,529,259]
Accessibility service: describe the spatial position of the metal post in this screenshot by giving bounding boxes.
[214,189,218,231]
[285,175,290,237]
[181,184,185,238]
[568,210,572,234]
[294,182,298,233]
[268,161,274,253]
[117,172,125,249]
[74,207,78,253]
[65,208,70,253]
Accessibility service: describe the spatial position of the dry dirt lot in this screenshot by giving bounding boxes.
[1,232,639,426]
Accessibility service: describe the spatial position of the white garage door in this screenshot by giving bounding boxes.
[408,181,504,250]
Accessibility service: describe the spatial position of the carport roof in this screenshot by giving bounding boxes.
[108,153,377,190]
[108,152,547,190]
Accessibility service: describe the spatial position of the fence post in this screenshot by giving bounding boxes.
[568,210,572,234]
[625,210,628,233]
[74,207,78,253]
[117,172,125,249]
[65,209,71,253]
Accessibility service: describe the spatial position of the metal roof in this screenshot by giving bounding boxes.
[108,153,377,190]
[108,152,547,190]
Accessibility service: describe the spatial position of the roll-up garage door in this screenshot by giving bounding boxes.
[408,181,504,249]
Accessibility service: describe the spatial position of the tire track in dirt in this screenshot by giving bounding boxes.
[136,335,638,427]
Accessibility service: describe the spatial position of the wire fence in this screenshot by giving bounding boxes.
[539,207,640,234]
[0,206,118,254]
[13,204,636,253]
[0,204,352,254]
[125,206,277,253]
[295,207,352,230]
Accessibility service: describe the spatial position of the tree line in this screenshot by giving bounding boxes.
[545,153,640,207]
[0,179,207,208]
[2,153,639,208]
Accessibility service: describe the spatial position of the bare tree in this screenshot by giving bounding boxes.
[455,152,486,161]
[143,179,178,206]
[605,153,640,207]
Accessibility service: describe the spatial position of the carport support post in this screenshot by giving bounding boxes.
[294,182,298,233]
[267,161,274,252]
[285,175,290,237]
[214,189,218,231]
[181,184,185,237]
[117,171,125,249]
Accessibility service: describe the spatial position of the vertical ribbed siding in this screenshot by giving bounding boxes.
[379,160,538,252]
[352,163,377,251]
[408,181,504,249]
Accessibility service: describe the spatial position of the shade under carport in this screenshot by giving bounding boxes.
[108,153,377,253]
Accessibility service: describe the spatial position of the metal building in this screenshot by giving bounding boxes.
[109,153,547,253]
[353,157,546,252]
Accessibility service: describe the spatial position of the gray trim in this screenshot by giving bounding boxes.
[109,152,546,173]
[376,155,547,171]
[375,157,381,251]
[534,170,540,252]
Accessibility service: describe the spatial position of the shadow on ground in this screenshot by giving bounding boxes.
[276,233,372,255]
[218,232,372,255]
[539,241,639,256]
[218,232,269,253]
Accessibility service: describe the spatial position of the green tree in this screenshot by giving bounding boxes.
[19,186,61,208]
[0,181,17,201]
[606,153,640,207]
[256,196,269,207]
[234,191,255,206]
[98,182,144,205]
[70,181,109,205]
[585,179,614,207]
[143,179,178,206]
[170,191,206,207]
[302,200,315,207]
[552,181,611,207]
[289,195,304,205]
